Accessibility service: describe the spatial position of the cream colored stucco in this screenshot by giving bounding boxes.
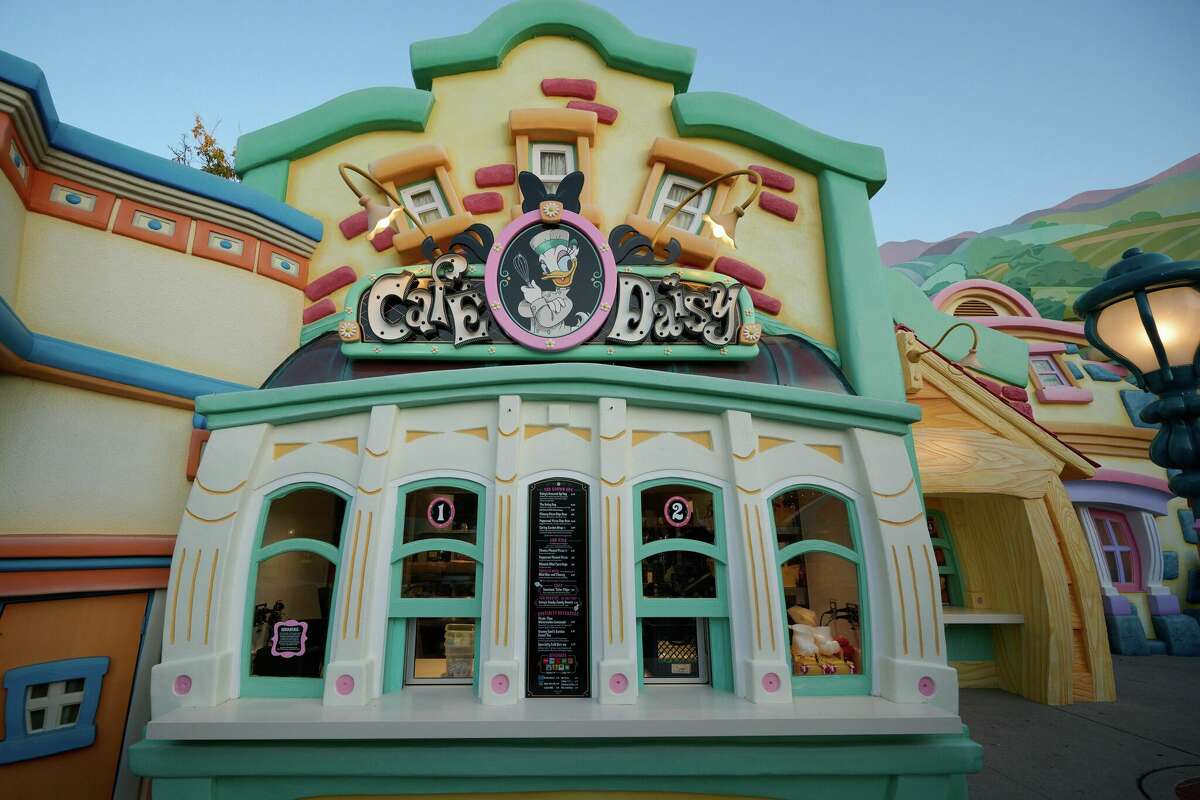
[14,215,299,386]
[0,171,25,302]
[0,377,191,533]
[287,37,834,348]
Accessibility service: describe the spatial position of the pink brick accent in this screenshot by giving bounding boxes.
[339,209,368,239]
[541,78,597,100]
[713,256,766,289]
[976,376,1002,396]
[475,164,516,188]
[748,288,782,315]
[302,298,337,325]
[1009,401,1034,419]
[566,100,617,125]
[304,265,358,302]
[1000,385,1029,402]
[371,227,395,252]
[749,165,795,193]
[463,191,504,214]
[759,191,798,222]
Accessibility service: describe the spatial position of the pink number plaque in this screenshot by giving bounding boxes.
[663,495,693,528]
[427,495,456,529]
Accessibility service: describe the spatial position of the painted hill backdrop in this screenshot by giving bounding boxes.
[881,153,1200,320]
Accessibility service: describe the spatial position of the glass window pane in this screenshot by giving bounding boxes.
[784,552,862,676]
[59,703,80,726]
[939,574,952,606]
[250,550,335,679]
[641,484,716,545]
[1041,374,1065,387]
[641,551,717,598]
[261,489,346,548]
[29,683,48,699]
[665,182,693,203]
[419,207,444,224]
[64,678,85,694]
[403,487,479,546]
[410,189,436,208]
[1120,552,1136,584]
[408,618,475,683]
[772,488,855,551]
[540,150,568,176]
[934,547,947,567]
[667,207,695,231]
[401,552,477,598]
[642,618,708,683]
[29,708,45,731]
[1104,551,1123,584]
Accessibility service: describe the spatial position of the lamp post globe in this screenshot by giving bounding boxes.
[1074,247,1200,513]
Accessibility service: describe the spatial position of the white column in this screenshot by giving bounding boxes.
[596,397,638,704]
[480,395,522,704]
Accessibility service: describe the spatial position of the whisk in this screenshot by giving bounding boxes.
[512,253,532,284]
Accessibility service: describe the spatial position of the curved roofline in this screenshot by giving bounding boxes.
[0,50,322,242]
[409,0,696,93]
[671,93,886,195]
[930,279,1040,317]
[234,87,434,175]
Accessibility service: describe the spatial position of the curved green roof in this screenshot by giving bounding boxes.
[409,0,696,93]
[672,92,887,195]
[235,87,433,175]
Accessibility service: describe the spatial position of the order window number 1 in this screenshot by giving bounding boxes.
[427,496,456,529]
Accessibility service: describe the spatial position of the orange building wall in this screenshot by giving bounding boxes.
[0,592,148,800]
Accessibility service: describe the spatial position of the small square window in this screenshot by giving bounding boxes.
[405,618,476,685]
[1031,356,1068,388]
[2,657,108,764]
[642,618,710,684]
[399,180,450,226]
[651,175,712,235]
[530,143,576,193]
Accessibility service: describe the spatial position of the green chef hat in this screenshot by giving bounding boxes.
[530,228,570,255]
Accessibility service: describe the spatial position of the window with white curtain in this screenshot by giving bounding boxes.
[400,180,450,226]
[531,143,575,193]
[651,174,711,235]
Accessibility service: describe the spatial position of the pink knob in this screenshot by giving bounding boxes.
[762,672,781,692]
[918,676,936,697]
[609,673,629,694]
[335,674,355,695]
[173,675,192,696]
[491,674,510,694]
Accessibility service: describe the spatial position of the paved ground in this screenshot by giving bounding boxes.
[960,656,1200,799]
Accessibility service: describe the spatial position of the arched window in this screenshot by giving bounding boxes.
[1089,509,1143,592]
[385,479,485,690]
[244,484,350,698]
[770,486,869,694]
[926,510,964,607]
[635,480,732,690]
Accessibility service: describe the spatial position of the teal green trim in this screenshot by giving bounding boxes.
[240,160,290,201]
[945,625,995,662]
[392,539,478,562]
[708,617,733,692]
[197,364,920,435]
[777,539,859,565]
[385,478,486,691]
[673,93,887,196]
[927,510,964,608]
[299,315,342,346]
[235,88,434,175]
[759,316,841,366]
[242,483,352,699]
[637,537,725,563]
[409,0,696,93]
[768,484,872,695]
[886,268,1030,387]
[637,597,726,617]
[819,170,905,401]
[257,538,339,564]
[130,732,984,797]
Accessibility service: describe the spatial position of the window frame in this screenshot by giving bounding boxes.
[650,174,713,235]
[633,478,733,691]
[1030,355,1070,389]
[242,482,352,699]
[529,142,577,193]
[925,510,965,607]
[385,477,486,692]
[769,484,871,696]
[1089,508,1143,591]
[0,657,108,765]
[398,178,450,227]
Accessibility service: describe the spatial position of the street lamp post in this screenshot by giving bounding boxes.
[1074,248,1200,516]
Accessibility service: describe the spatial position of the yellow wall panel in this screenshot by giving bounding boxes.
[0,173,25,302]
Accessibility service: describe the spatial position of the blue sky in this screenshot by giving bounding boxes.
[4,0,1196,244]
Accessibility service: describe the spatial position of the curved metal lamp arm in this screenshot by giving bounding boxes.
[337,162,432,242]
[649,168,763,253]
[906,321,980,364]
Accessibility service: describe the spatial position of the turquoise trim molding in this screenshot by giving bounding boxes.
[130,733,983,798]
[819,170,904,401]
[196,363,921,434]
[1,656,109,764]
[235,88,434,175]
[242,483,352,700]
[673,94,887,196]
[0,296,251,400]
[886,269,1030,387]
[0,557,170,572]
[0,50,321,241]
[409,0,696,93]
[299,315,342,346]
[760,317,841,366]
[240,160,290,201]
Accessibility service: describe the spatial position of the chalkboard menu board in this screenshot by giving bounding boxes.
[526,478,590,697]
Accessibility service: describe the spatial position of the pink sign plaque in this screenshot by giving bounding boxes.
[270,619,308,658]
[427,495,456,529]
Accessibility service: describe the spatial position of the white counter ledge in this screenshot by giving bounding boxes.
[148,686,963,740]
[942,607,1025,625]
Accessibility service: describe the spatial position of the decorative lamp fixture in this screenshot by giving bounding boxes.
[338,162,436,249]
[908,321,982,370]
[650,169,763,254]
[1075,247,1200,513]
